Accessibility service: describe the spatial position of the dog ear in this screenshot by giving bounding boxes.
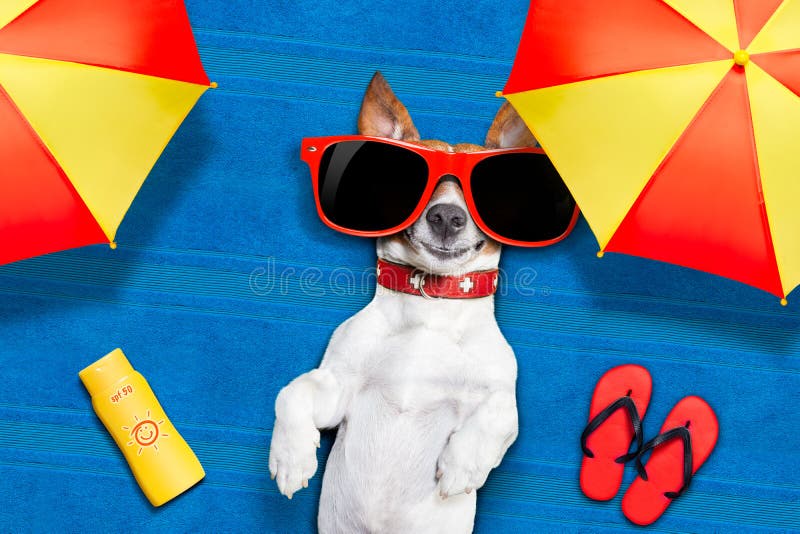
[484,102,538,149]
[358,72,420,141]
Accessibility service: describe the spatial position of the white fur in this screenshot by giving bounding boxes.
[270,286,518,533]
[270,182,519,534]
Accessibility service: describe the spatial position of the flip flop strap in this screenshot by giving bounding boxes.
[580,395,643,464]
[634,425,693,499]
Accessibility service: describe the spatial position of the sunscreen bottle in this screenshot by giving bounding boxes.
[79,348,205,506]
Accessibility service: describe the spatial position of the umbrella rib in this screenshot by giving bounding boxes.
[603,72,728,252]
[742,67,789,299]
[0,50,210,87]
[729,73,782,298]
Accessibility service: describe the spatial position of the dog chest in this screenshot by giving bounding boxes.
[359,325,489,415]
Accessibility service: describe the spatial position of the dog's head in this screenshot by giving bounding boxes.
[358,72,538,275]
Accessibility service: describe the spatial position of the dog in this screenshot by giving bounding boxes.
[269,72,542,533]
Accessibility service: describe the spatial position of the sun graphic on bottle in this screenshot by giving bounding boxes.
[122,410,169,456]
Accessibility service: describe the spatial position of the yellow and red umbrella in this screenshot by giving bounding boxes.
[501,0,800,303]
[0,0,212,265]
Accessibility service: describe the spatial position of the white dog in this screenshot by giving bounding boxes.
[269,73,540,533]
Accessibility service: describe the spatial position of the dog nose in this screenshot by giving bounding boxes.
[426,203,467,240]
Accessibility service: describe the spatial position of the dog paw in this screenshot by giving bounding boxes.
[436,429,496,499]
[268,418,320,499]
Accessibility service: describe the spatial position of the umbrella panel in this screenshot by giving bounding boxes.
[0,0,209,85]
[664,0,739,52]
[748,0,800,54]
[753,50,800,97]
[605,68,783,297]
[735,0,784,49]
[0,1,36,30]
[0,86,106,264]
[504,60,732,250]
[503,0,731,94]
[747,62,800,298]
[0,52,208,242]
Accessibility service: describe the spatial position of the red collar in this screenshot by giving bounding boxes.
[376,259,498,299]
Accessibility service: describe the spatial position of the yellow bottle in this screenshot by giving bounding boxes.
[79,348,205,506]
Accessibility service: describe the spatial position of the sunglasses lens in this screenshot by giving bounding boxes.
[317,141,428,232]
[470,153,576,243]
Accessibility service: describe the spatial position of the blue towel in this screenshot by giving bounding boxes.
[0,1,798,532]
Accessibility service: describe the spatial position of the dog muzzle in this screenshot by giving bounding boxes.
[376,259,499,299]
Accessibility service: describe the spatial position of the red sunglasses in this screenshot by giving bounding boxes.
[301,135,579,247]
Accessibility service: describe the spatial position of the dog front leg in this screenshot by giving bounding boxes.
[436,390,518,498]
[269,367,348,499]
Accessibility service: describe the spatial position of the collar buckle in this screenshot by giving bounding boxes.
[409,269,438,299]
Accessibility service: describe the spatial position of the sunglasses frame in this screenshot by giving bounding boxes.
[301,135,580,247]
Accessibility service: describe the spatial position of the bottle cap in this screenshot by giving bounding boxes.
[79,348,135,397]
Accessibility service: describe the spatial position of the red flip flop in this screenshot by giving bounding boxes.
[580,365,652,501]
[622,396,719,525]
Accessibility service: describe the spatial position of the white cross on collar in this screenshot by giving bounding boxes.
[459,276,474,293]
[409,273,424,290]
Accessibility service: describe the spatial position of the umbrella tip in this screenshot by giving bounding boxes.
[109,241,117,250]
[780,298,788,307]
[210,81,219,89]
[596,251,604,259]
[494,90,503,98]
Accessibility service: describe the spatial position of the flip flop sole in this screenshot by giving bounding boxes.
[580,364,652,501]
[622,396,719,525]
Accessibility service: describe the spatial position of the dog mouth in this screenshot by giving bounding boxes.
[406,230,485,259]
[421,242,472,259]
